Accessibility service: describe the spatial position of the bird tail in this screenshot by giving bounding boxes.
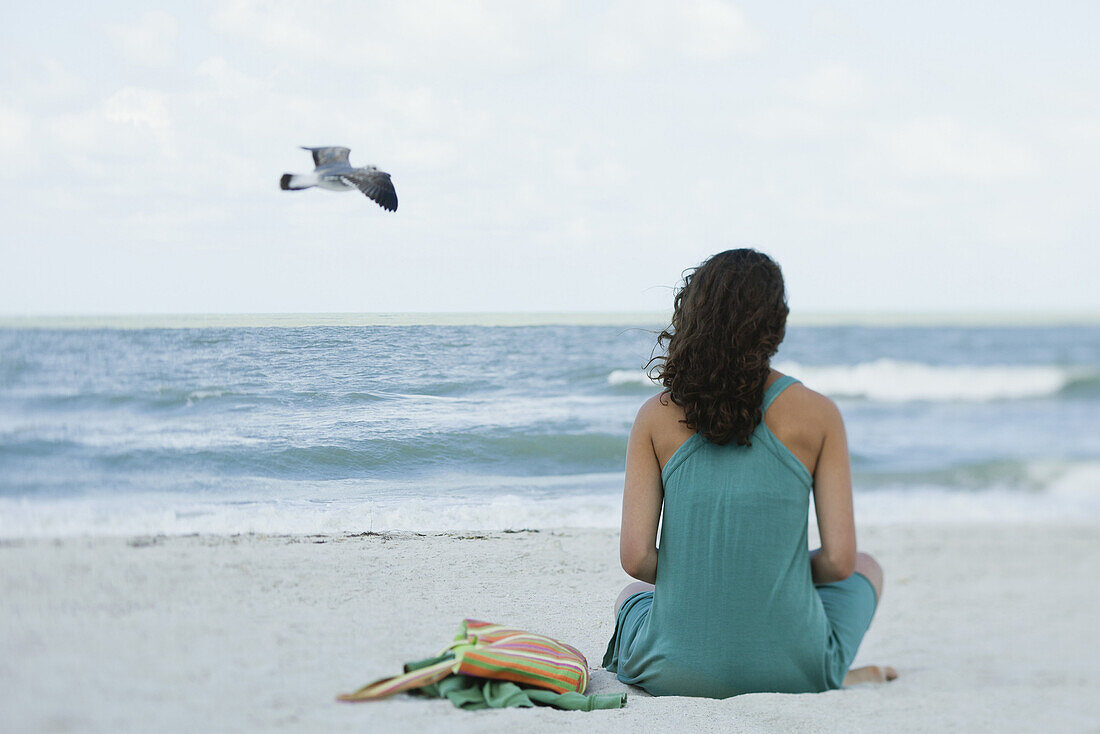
[280,173,316,190]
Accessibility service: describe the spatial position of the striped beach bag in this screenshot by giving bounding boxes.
[337,619,590,701]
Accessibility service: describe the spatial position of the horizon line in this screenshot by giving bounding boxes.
[2,309,1099,329]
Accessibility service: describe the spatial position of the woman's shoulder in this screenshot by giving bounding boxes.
[771,375,842,424]
[766,375,844,474]
[635,391,696,469]
[634,390,691,429]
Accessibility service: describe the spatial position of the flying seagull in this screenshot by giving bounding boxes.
[280,147,398,212]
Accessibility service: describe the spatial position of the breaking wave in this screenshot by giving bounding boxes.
[608,360,1098,402]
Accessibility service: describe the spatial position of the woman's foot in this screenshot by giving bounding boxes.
[843,665,898,686]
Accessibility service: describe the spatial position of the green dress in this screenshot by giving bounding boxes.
[603,376,878,697]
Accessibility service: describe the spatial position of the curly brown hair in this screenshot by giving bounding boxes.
[647,248,789,446]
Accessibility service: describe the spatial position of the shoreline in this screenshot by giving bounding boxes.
[3,523,1097,732]
[4,514,1100,543]
[5,480,1100,539]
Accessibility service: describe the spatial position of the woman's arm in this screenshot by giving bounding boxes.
[619,397,664,584]
[810,396,857,584]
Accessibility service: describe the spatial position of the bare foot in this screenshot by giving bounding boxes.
[843,665,899,686]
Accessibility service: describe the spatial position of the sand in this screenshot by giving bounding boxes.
[2,523,1098,733]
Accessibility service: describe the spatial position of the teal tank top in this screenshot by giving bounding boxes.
[603,376,848,696]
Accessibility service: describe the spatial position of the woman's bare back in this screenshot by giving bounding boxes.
[649,370,829,477]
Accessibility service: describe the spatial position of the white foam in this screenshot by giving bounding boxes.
[184,389,229,405]
[4,463,1100,538]
[850,487,1100,524]
[0,493,624,539]
[608,369,659,386]
[608,360,1085,401]
[1026,460,1100,497]
[779,359,1077,401]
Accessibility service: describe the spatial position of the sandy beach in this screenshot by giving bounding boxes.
[2,522,1097,733]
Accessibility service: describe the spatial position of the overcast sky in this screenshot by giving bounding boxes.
[2,1,1098,315]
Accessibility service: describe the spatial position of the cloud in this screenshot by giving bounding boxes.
[208,1,759,74]
[677,0,760,61]
[209,1,330,59]
[102,87,172,130]
[38,87,173,190]
[207,0,534,70]
[103,11,180,67]
[0,107,31,150]
[791,63,866,106]
[729,106,844,142]
[878,116,1035,180]
[0,106,34,180]
[589,0,761,70]
[808,6,854,36]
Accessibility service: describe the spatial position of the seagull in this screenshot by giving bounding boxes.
[280,147,398,212]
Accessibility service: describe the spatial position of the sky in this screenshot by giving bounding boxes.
[1,1,1098,315]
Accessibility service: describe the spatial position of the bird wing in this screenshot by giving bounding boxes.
[341,170,398,212]
[302,146,351,168]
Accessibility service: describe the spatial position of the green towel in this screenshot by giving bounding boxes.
[405,654,627,711]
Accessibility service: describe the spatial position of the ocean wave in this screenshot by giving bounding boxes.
[221,431,626,477]
[0,431,629,481]
[4,463,1100,538]
[853,458,1100,495]
[17,387,460,413]
[607,360,1098,402]
[608,369,656,387]
[20,386,257,412]
[777,360,1090,402]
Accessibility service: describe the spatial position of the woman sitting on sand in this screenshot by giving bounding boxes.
[603,249,896,696]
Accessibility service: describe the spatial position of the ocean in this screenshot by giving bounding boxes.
[1,317,1098,537]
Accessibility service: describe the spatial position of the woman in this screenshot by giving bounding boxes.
[603,249,896,697]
